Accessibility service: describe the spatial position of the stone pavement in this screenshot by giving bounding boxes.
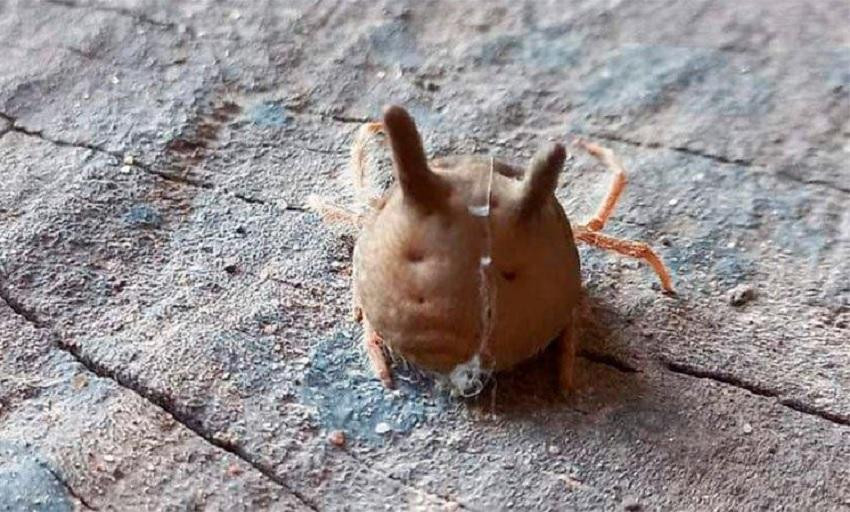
[0,1,847,510]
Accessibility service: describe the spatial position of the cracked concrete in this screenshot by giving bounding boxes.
[580,129,850,195]
[1,0,848,510]
[663,359,850,427]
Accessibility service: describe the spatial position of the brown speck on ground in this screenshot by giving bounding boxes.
[729,284,757,306]
[327,430,346,447]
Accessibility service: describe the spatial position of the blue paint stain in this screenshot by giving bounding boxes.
[124,204,162,228]
[0,443,73,512]
[365,22,422,70]
[300,331,452,444]
[469,30,580,70]
[583,45,719,113]
[248,101,290,127]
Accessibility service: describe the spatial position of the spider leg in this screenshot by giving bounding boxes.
[305,194,359,227]
[351,263,363,322]
[363,315,394,388]
[574,228,675,293]
[351,288,363,323]
[557,310,579,394]
[574,139,627,232]
[349,121,385,198]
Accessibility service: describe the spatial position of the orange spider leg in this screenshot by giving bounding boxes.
[349,121,384,194]
[362,315,394,388]
[309,120,385,227]
[305,194,359,227]
[574,138,626,232]
[574,228,675,293]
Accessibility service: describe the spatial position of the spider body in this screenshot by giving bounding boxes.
[354,151,582,376]
[310,105,673,392]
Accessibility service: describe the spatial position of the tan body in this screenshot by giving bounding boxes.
[309,105,674,393]
[354,156,581,373]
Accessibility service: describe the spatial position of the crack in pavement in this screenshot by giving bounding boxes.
[42,463,97,511]
[42,0,178,31]
[0,112,287,207]
[582,130,755,166]
[580,130,850,195]
[0,287,319,510]
[280,104,373,126]
[663,359,850,427]
[232,192,267,205]
[579,350,639,373]
[775,167,850,195]
[0,112,123,160]
[55,338,321,511]
[0,280,45,328]
[328,113,373,124]
[231,192,311,212]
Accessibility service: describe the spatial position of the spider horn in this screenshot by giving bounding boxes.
[519,143,566,217]
[382,105,446,210]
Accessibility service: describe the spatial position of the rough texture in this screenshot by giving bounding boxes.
[0,0,847,510]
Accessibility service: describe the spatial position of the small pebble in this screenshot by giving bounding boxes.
[71,374,88,390]
[547,444,561,455]
[728,285,756,306]
[262,324,278,335]
[375,422,391,434]
[327,430,346,447]
[103,454,115,463]
[742,422,753,434]
[123,154,135,165]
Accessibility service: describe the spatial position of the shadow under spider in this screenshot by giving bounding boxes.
[464,290,648,418]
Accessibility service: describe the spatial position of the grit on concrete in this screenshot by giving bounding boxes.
[0,1,847,511]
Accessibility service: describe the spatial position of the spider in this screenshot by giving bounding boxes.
[308,105,673,392]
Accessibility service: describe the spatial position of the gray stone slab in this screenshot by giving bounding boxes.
[0,302,310,510]
[0,1,218,158]
[1,0,848,510]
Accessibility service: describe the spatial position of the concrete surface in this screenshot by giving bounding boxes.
[0,1,847,510]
